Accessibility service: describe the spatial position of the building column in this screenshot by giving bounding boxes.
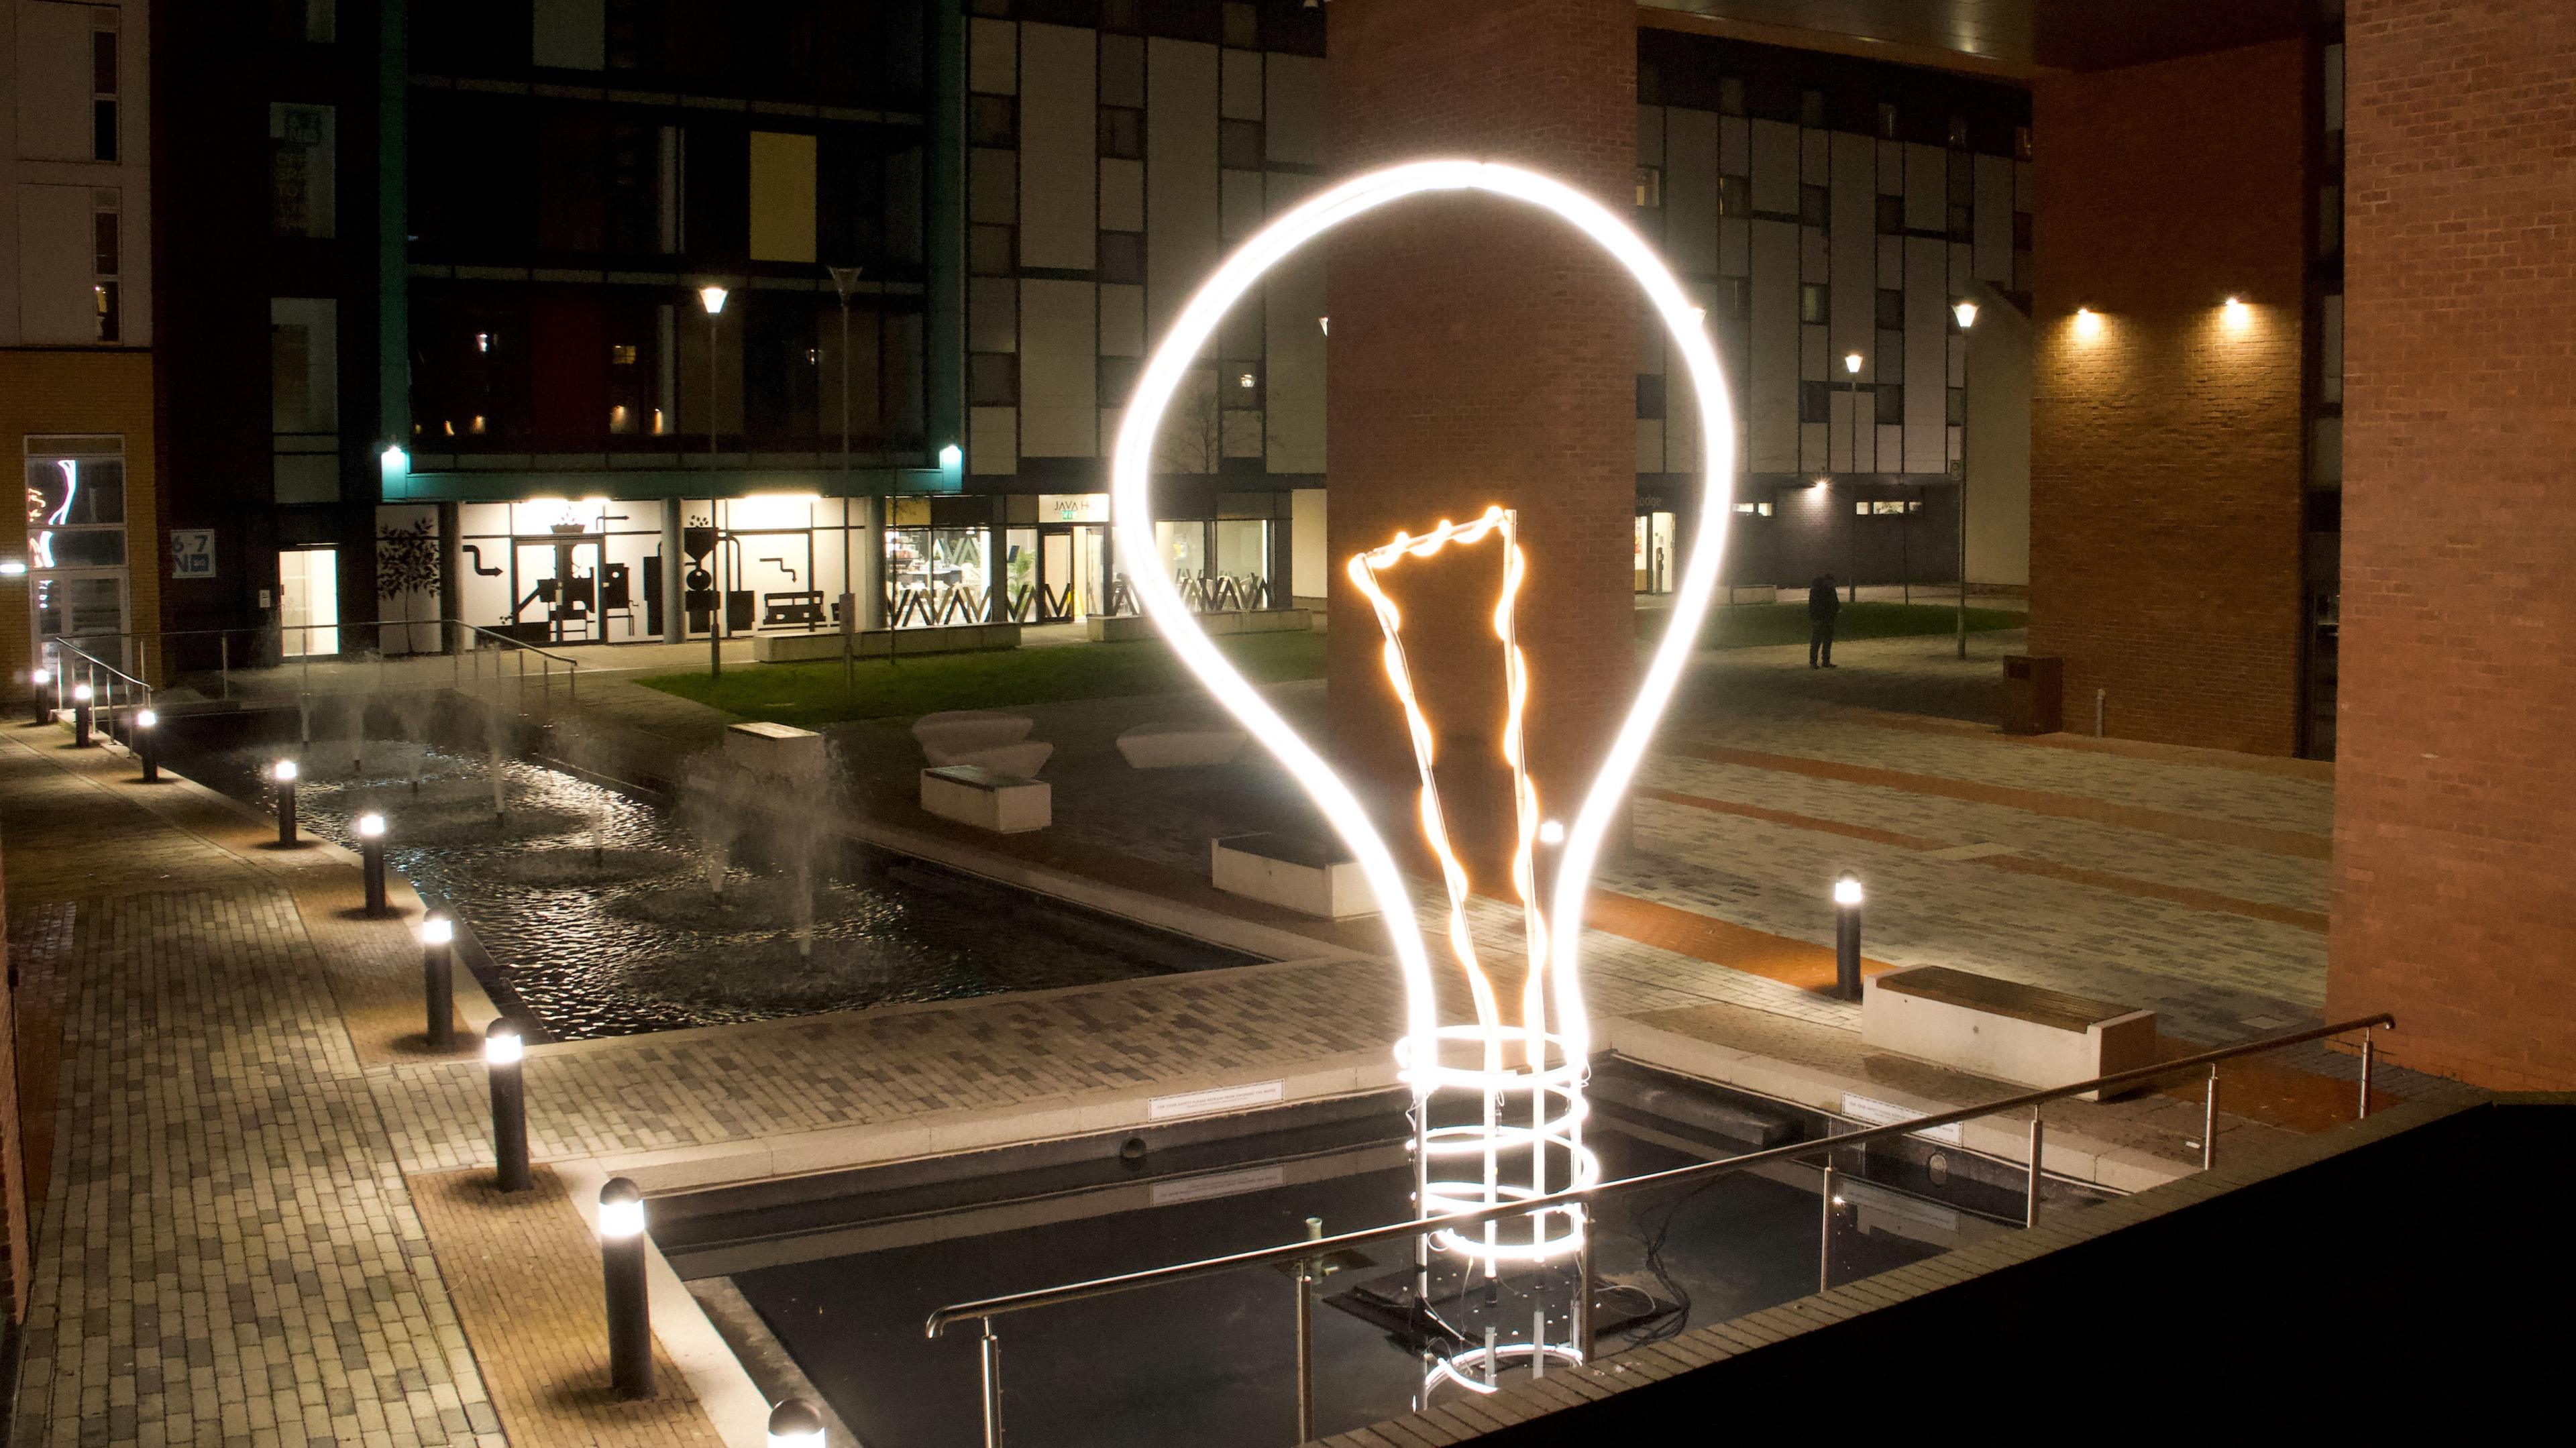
[1326,0,1638,882]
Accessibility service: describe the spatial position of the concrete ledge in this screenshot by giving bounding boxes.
[1118,720,1248,768]
[1084,608,1311,642]
[751,622,1020,662]
[1863,966,2158,1103]
[920,764,1051,832]
[1212,832,1373,919]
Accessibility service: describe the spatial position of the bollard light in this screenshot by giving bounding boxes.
[70,682,93,746]
[767,1400,826,1447]
[27,667,49,726]
[422,913,456,1050]
[486,1019,531,1192]
[356,812,390,916]
[272,759,301,846]
[133,708,160,782]
[1832,872,1864,1001]
[599,1177,653,1399]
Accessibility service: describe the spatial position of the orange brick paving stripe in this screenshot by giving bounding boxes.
[1837,707,2339,783]
[1667,740,2333,860]
[1584,888,1898,995]
[1638,787,2328,933]
[409,1166,727,1447]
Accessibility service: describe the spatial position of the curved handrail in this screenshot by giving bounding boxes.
[46,638,150,701]
[925,1012,2395,1337]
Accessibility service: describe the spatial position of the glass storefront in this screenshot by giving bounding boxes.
[1634,510,1676,594]
[458,496,869,644]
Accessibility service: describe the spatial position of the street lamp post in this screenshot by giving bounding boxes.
[1843,351,1864,604]
[486,1019,532,1192]
[598,1178,653,1400]
[26,667,48,726]
[1833,873,1864,1001]
[70,682,93,746]
[356,812,389,915]
[272,759,301,846]
[828,265,863,689]
[422,914,456,1050]
[1952,298,1980,659]
[699,284,730,681]
[133,707,158,782]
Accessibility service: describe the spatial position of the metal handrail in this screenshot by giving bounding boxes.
[46,638,151,711]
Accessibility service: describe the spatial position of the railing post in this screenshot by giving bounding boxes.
[2202,1066,2220,1171]
[220,632,231,699]
[1294,1217,1319,1445]
[1817,1162,1835,1292]
[1573,1228,1594,1361]
[2025,1107,2044,1229]
[978,1317,1004,1448]
[453,622,463,687]
[2358,1027,2374,1121]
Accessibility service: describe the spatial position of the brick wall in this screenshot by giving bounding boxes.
[2326,0,2576,1088]
[1326,0,1638,881]
[2026,42,2308,755]
[0,349,162,694]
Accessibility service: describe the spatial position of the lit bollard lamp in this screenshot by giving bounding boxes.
[272,759,301,846]
[70,682,93,746]
[356,812,390,915]
[133,708,159,782]
[26,667,49,726]
[767,1399,825,1447]
[486,1019,532,1192]
[422,914,456,1051]
[1833,873,1864,1001]
[598,1178,653,1400]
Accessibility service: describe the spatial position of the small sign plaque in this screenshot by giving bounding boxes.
[170,528,216,579]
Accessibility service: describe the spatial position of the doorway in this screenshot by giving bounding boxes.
[279,547,339,657]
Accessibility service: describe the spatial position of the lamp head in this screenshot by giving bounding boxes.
[1953,299,1978,329]
[422,914,454,946]
[272,759,299,783]
[1843,351,1863,375]
[135,708,156,728]
[355,812,386,840]
[767,1400,826,1448]
[28,667,46,686]
[598,1177,646,1239]
[1833,874,1864,907]
[698,284,729,316]
[484,1019,524,1066]
[72,683,92,702]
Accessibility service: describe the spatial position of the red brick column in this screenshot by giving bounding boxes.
[2327,0,2576,1088]
[2026,41,2308,755]
[1326,0,1638,881]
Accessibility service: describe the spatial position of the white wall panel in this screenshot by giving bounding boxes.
[1664,107,1718,276]
[1099,283,1145,356]
[1291,487,1328,599]
[14,184,92,343]
[1220,168,1262,241]
[1747,219,1800,472]
[1878,235,1904,288]
[1800,421,1827,473]
[1018,278,1096,456]
[970,405,1018,474]
[1265,55,1325,166]
[1263,174,1324,474]
[1750,120,1799,215]
[1719,116,1749,176]
[1904,142,1945,231]
[1801,129,1829,184]
[1799,322,1827,381]
[1099,158,1144,232]
[1144,38,1219,342]
[14,2,95,161]
[1719,219,1749,277]
[1018,23,1097,270]
[1635,418,1664,475]
[968,17,1018,95]
[1974,153,2014,282]
[1829,131,1874,375]
[1637,105,1664,162]
[1877,140,1904,195]
[1221,48,1263,120]
[1904,235,1947,473]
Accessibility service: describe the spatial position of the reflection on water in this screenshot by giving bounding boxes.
[175,740,1254,1041]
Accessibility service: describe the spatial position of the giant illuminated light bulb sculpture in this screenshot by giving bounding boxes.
[1108,160,1737,1387]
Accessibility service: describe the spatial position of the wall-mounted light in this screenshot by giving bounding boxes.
[2074,307,2103,340]
[1317,315,1329,336]
[1843,351,1863,376]
[698,284,729,316]
[2222,296,2252,331]
[0,561,25,577]
[938,443,963,471]
[380,445,408,481]
[1953,300,1978,329]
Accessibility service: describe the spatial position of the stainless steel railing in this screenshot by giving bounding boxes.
[65,620,585,705]
[924,1013,2394,1447]
[44,638,151,714]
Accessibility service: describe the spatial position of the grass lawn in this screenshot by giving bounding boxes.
[637,602,2022,726]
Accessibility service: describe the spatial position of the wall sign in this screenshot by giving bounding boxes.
[170,528,217,579]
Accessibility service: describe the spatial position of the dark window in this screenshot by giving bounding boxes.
[969,223,1014,276]
[1219,118,1263,170]
[1099,354,1139,402]
[2015,125,2033,161]
[93,211,117,274]
[93,100,117,162]
[1947,115,1970,149]
[1098,105,1143,160]
[1721,276,1750,321]
[1948,156,1976,205]
[1875,384,1904,425]
[1878,194,1906,235]
[1799,184,1827,229]
[969,352,1016,406]
[1636,167,1663,208]
[1223,362,1263,410]
[1947,204,1972,240]
[1799,89,1825,128]
[969,0,1010,16]
[1876,332,1902,382]
[1876,103,1899,140]
[1947,386,1966,425]
[94,280,117,343]
[969,95,1016,148]
[1799,380,1830,424]
[1875,288,1904,330]
[1717,174,1749,217]
[1100,0,1140,34]
[1097,230,1143,284]
[1636,374,1666,420]
[2012,211,2033,251]
[92,28,115,94]
[1799,283,1827,325]
[1719,77,1746,116]
[1222,1,1258,49]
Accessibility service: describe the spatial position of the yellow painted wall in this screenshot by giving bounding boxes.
[748,131,817,263]
[0,349,159,693]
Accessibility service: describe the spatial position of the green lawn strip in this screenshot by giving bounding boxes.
[635,630,1328,726]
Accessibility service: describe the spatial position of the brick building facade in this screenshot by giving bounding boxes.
[2026,40,2310,756]
[2326,0,2576,1089]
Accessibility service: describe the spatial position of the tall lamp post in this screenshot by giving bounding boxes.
[1951,298,1979,659]
[828,265,864,686]
[1842,351,1863,603]
[698,284,731,679]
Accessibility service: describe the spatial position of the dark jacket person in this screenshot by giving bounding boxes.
[1808,575,1840,669]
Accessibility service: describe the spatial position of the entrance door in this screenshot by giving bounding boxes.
[279,547,339,657]
[1040,529,1073,620]
[33,575,127,671]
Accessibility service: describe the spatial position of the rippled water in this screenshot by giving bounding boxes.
[172,738,1253,1041]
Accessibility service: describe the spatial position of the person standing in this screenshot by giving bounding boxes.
[1809,573,1840,669]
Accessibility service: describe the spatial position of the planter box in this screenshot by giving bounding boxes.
[920,765,1051,834]
[752,623,1021,663]
[1862,966,2156,1101]
[1212,832,1373,920]
[722,721,826,784]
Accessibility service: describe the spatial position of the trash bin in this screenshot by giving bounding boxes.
[2002,655,2063,735]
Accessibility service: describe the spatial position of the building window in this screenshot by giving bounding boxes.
[1799,380,1829,424]
[968,352,1016,406]
[969,95,1017,148]
[1874,384,1904,426]
[1635,374,1666,421]
[1731,500,1773,516]
[1876,103,1899,140]
[1876,194,1904,235]
[91,29,116,162]
[2013,211,2033,251]
[1635,166,1663,209]
[1224,364,1263,410]
[1799,184,1827,229]
[1097,230,1143,285]
[1947,114,1970,149]
[269,103,337,239]
[1721,276,1750,321]
[2015,125,2033,161]
[25,439,127,573]
[1798,284,1827,325]
[1799,89,1825,128]
[92,205,119,343]
[1099,0,1139,34]
[1099,105,1143,160]
[969,223,1015,276]
[1717,174,1749,217]
[1718,77,1746,116]
[271,0,337,44]
[1222,0,1258,49]
[1948,204,1973,240]
[1947,386,1966,426]
[1875,288,1904,330]
[1099,355,1139,402]
[1219,119,1263,170]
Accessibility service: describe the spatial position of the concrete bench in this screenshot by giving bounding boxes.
[1862,966,2157,1101]
[920,765,1051,834]
[1212,832,1373,919]
[1117,721,1248,769]
[722,721,827,784]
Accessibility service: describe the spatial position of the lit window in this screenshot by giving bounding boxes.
[1799,283,1828,325]
[1635,166,1663,209]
